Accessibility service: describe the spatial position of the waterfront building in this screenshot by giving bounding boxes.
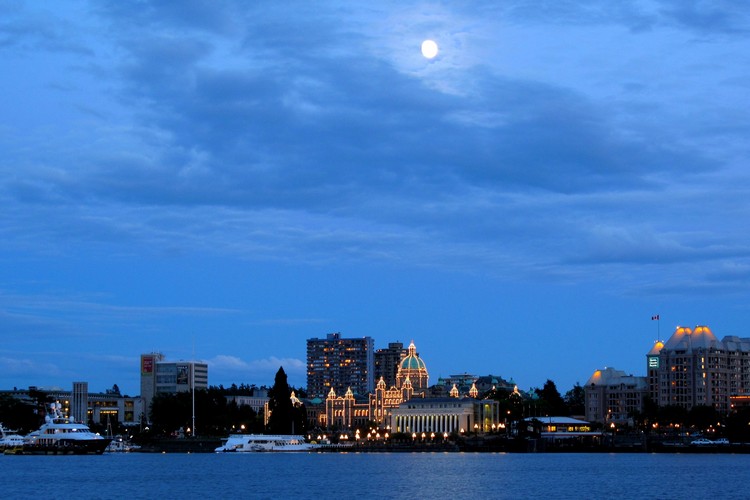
[391,397,500,435]
[648,326,750,414]
[374,342,407,388]
[0,384,143,427]
[524,416,601,445]
[306,333,374,397]
[584,367,647,424]
[324,387,371,431]
[140,353,208,418]
[369,376,415,425]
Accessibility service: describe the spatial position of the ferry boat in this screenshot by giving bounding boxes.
[22,402,111,455]
[215,434,323,452]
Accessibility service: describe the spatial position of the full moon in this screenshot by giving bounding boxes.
[421,39,438,59]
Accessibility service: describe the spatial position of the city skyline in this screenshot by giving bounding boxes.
[2,2,750,396]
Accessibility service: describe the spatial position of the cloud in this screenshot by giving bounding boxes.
[0,0,748,298]
[208,355,306,381]
[0,356,62,377]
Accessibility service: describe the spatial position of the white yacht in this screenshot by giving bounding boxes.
[22,402,111,455]
[215,434,323,452]
[0,424,25,449]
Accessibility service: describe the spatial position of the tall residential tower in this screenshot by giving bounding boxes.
[306,333,374,397]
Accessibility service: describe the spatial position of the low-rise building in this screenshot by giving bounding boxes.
[0,384,143,428]
[391,397,500,434]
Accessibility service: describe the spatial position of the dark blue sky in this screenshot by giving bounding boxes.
[2,1,749,396]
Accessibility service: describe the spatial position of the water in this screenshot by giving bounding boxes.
[2,452,749,499]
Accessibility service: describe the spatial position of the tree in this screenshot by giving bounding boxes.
[267,367,294,434]
[564,383,585,416]
[0,394,41,434]
[535,379,568,416]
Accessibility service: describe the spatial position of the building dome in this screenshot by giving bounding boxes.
[396,341,429,390]
[400,349,427,371]
[647,340,664,356]
[663,325,720,353]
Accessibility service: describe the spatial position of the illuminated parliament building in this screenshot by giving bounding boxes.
[323,340,500,434]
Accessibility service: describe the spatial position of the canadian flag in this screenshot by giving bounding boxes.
[651,314,660,321]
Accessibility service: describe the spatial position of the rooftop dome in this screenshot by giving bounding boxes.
[663,325,720,352]
[396,340,429,390]
[400,341,426,370]
[647,340,664,356]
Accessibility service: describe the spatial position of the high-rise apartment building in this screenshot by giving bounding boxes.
[306,333,374,397]
[647,326,750,414]
[374,342,406,388]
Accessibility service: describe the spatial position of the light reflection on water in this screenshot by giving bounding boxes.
[3,452,749,499]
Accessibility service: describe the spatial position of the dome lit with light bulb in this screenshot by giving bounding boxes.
[396,341,429,390]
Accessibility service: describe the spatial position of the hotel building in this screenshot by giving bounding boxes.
[646,325,750,414]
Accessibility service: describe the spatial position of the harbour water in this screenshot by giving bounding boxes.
[3,452,749,499]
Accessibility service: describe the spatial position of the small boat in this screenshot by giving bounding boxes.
[215,434,323,452]
[21,402,111,455]
[0,424,26,449]
[105,435,141,453]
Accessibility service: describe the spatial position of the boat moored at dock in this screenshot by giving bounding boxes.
[22,402,110,455]
[215,434,323,452]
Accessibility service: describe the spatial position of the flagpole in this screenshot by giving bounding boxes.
[651,314,660,341]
